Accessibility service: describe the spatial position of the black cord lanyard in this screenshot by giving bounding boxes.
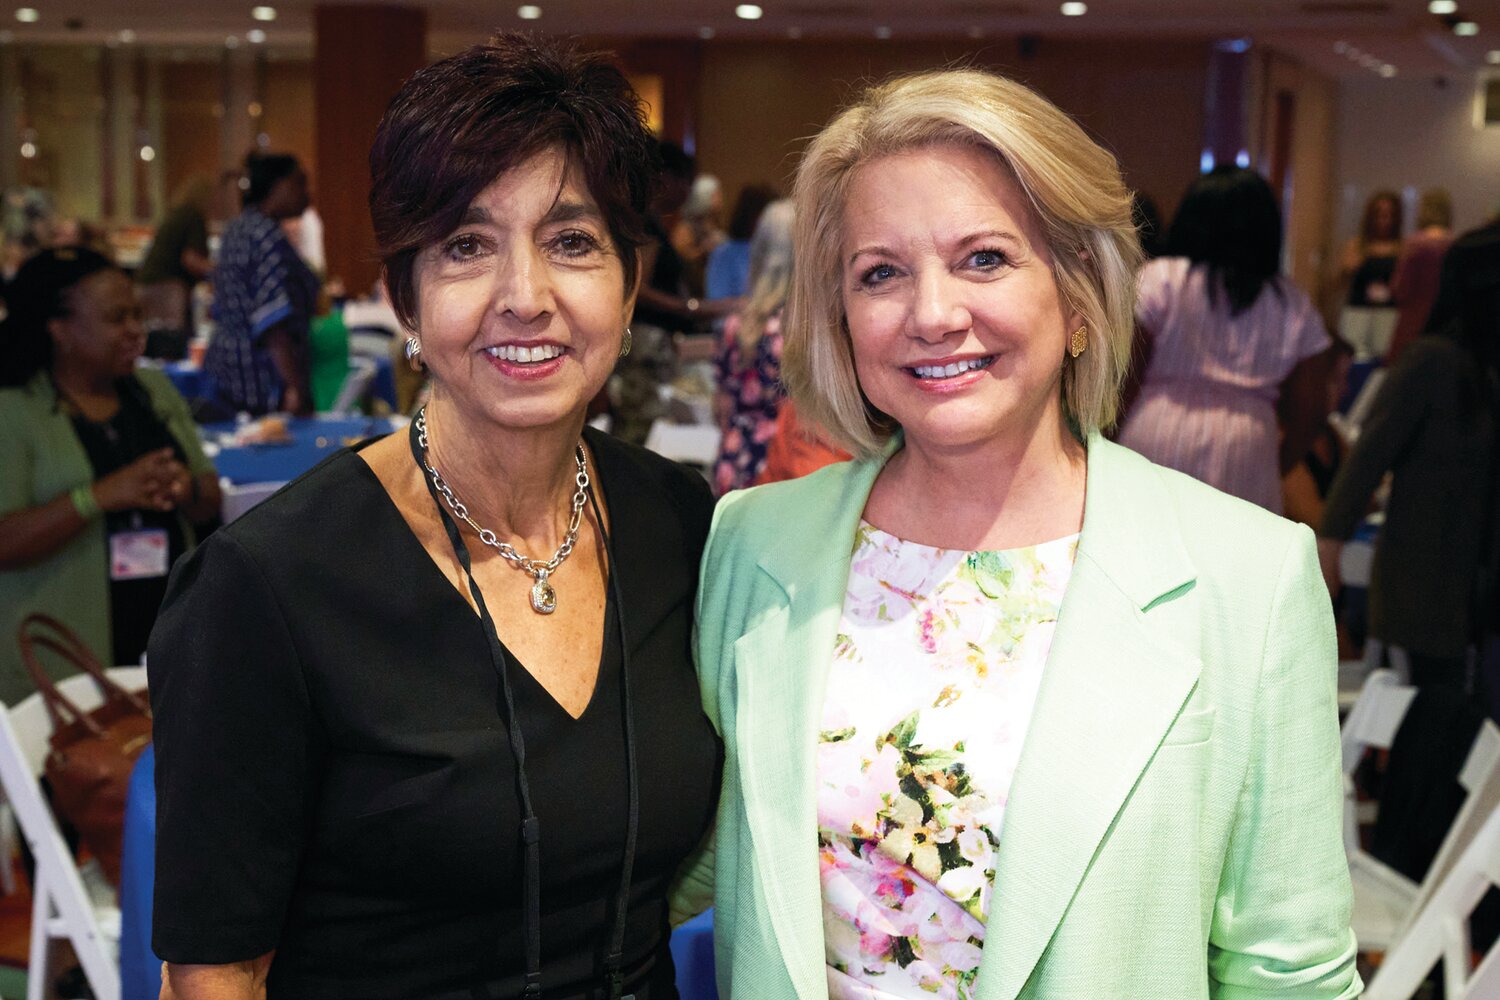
[409,414,640,1000]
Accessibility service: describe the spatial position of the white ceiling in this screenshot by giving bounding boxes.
[7,0,1498,80]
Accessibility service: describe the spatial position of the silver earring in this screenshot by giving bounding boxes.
[404,336,423,371]
[618,327,632,359]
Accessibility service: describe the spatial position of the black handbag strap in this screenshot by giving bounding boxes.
[409,413,638,1000]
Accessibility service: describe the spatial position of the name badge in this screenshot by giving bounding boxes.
[110,529,170,581]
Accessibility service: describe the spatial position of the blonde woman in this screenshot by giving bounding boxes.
[712,199,794,493]
[686,68,1358,999]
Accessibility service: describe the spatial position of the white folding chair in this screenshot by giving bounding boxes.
[0,667,145,1000]
[327,356,378,416]
[1365,803,1500,999]
[1348,712,1500,956]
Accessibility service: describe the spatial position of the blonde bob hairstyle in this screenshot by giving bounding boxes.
[784,68,1144,457]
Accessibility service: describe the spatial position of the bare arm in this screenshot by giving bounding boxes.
[634,242,737,324]
[161,953,274,1000]
[261,323,310,415]
[0,448,182,569]
[1277,350,1335,476]
[180,248,213,281]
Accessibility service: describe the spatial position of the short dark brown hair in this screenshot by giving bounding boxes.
[369,32,657,329]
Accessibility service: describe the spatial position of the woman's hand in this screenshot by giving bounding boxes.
[94,448,185,513]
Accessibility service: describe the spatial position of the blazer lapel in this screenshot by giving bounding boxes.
[974,437,1204,1000]
[730,449,894,1000]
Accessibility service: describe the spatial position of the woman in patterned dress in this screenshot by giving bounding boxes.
[682,68,1358,1000]
[711,199,794,493]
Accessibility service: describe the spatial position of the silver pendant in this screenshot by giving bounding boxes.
[530,571,557,615]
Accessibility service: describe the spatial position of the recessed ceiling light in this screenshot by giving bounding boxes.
[1060,2,1087,15]
[139,145,156,162]
[517,5,542,19]
[1488,49,1500,64]
[225,35,240,48]
[735,4,763,19]
[251,6,277,21]
[14,8,38,23]
[247,28,266,43]
[20,140,36,158]
[118,29,135,43]
[874,25,892,38]
[1455,20,1479,35]
[698,25,715,39]
[1428,0,1457,13]
[1379,64,1397,77]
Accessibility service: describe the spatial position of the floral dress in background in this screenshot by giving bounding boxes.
[819,522,1077,1000]
[712,311,784,495]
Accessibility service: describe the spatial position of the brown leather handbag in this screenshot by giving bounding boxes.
[17,613,151,885]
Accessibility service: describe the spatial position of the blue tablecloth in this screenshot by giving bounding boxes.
[208,416,395,486]
[117,747,720,999]
[161,356,396,411]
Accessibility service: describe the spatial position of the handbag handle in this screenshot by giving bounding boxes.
[16,614,151,736]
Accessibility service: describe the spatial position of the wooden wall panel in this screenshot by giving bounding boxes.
[314,4,427,296]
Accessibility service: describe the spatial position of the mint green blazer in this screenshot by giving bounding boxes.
[682,435,1360,1000]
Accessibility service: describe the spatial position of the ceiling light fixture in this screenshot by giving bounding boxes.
[517,4,542,19]
[1060,2,1087,15]
[139,146,156,162]
[20,140,36,158]
[251,6,277,21]
[14,8,38,23]
[247,28,266,42]
[1379,64,1397,77]
[735,4,763,19]
[1427,0,1457,13]
[1455,20,1479,35]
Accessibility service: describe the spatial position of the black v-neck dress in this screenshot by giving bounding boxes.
[148,428,721,999]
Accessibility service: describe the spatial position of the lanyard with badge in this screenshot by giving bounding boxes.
[61,383,174,584]
[408,413,641,1000]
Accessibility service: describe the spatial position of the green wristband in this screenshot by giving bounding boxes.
[69,485,102,522]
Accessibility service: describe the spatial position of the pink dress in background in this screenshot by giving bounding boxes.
[1117,257,1330,513]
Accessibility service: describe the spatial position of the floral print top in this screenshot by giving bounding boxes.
[712,310,784,495]
[818,521,1078,1000]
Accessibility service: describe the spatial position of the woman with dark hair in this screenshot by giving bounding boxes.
[0,248,218,701]
[1117,167,1331,512]
[1320,218,1500,689]
[1338,189,1403,358]
[149,32,719,1000]
[201,152,319,416]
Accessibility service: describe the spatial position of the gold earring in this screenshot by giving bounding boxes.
[618,327,632,359]
[1069,327,1088,359]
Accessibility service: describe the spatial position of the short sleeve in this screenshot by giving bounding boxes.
[1284,286,1332,368]
[0,403,35,516]
[248,234,294,339]
[148,531,314,964]
[1134,257,1178,333]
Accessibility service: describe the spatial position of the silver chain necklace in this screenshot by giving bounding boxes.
[415,409,589,615]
